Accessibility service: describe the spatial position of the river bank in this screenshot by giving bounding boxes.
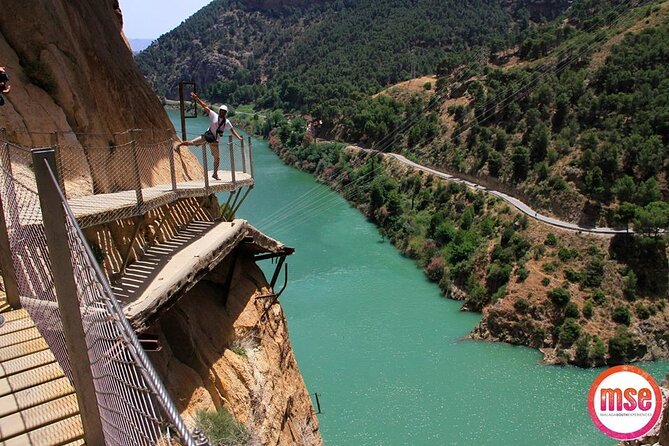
[169,109,669,445]
[265,121,669,370]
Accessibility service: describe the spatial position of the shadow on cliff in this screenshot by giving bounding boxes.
[609,234,668,298]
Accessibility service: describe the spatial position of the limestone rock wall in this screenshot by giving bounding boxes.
[0,0,200,194]
[146,253,323,446]
[0,0,172,145]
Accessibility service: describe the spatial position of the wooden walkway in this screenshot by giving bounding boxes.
[69,170,253,228]
[114,219,292,332]
[0,306,83,446]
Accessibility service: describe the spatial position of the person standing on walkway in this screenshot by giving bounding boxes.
[179,92,243,180]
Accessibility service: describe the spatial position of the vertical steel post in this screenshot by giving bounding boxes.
[131,139,144,210]
[32,148,106,445]
[240,138,247,174]
[0,192,20,309]
[51,132,66,197]
[169,142,177,192]
[0,131,21,309]
[248,136,254,179]
[202,144,210,194]
[179,82,187,142]
[228,136,236,186]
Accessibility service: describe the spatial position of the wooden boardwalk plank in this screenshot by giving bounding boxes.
[0,363,64,397]
[0,394,78,440]
[0,376,74,417]
[2,415,83,446]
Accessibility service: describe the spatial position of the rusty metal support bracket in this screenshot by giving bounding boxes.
[270,256,286,290]
[230,186,253,217]
[224,189,242,221]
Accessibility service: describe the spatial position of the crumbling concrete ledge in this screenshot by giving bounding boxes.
[121,219,292,332]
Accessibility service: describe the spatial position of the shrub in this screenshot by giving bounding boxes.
[558,248,577,262]
[426,256,445,281]
[514,298,530,313]
[492,285,508,302]
[467,283,490,311]
[542,262,557,273]
[541,277,551,287]
[583,301,594,319]
[549,287,571,307]
[558,318,581,347]
[608,327,638,365]
[623,271,638,301]
[635,303,651,320]
[194,407,251,446]
[564,269,582,284]
[575,334,591,367]
[612,306,631,326]
[591,290,606,305]
[591,336,607,366]
[582,259,604,288]
[516,266,529,282]
[564,302,580,318]
[487,261,513,291]
[545,233,558,246]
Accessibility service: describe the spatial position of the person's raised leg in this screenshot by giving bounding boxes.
[210,143,220,180]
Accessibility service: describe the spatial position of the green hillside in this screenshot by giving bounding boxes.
[136,0,569,109]
[336,0,669,229]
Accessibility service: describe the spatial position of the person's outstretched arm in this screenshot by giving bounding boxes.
[191,92,210,114]
[231,127,243,141]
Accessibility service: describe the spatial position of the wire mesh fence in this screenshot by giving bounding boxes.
[0,129,254,229]
[0,142,200,445]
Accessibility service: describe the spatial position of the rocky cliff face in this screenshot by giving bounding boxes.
[0,0,172,147]
[0,2,321,443]
[147,252,322,445]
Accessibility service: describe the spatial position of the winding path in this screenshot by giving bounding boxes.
[382,152,632,236]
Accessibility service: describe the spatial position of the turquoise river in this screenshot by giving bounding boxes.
[170,110,668,445]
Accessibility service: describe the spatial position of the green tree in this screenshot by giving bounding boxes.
[511,146,530,181]
[591,336,607,366]
[634,201,669,237]
[558,318,581,347]
[548,287,571,307]
[612,306,631,326]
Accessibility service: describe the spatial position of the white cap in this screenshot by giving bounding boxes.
[219,105,228,113]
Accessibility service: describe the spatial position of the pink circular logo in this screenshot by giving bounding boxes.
[588,366,663,440]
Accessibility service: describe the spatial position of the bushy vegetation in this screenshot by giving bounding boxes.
[137,0,566,113]
[194,407,251,446]
[267,109,666,367]
[422,3,669,233]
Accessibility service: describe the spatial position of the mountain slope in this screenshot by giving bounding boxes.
[135,0,570,110]
[347,0,669,230]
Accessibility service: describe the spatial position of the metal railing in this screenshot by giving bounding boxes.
[0,129,254,228]
[0,146,205,445]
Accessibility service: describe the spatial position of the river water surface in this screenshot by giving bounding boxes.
[170,110,668,445]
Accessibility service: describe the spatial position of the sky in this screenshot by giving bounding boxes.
[117,0,212,39]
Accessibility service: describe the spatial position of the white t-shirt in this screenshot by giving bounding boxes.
[208,110,233,142]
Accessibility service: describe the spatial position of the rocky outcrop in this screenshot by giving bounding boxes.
[0,0,173,146]
[146,252,322,446]
[0,0,201,195]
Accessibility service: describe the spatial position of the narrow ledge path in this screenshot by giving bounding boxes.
[382,150,633,236]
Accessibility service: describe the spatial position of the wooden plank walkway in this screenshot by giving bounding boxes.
[0,306,83,446]
[68,170,253,228]
[114,219,291,331]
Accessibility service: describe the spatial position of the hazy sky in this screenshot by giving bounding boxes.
[118,0,212,39]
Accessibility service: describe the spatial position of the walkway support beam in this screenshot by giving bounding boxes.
[32,148,106,446]
[229,136,236,186]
